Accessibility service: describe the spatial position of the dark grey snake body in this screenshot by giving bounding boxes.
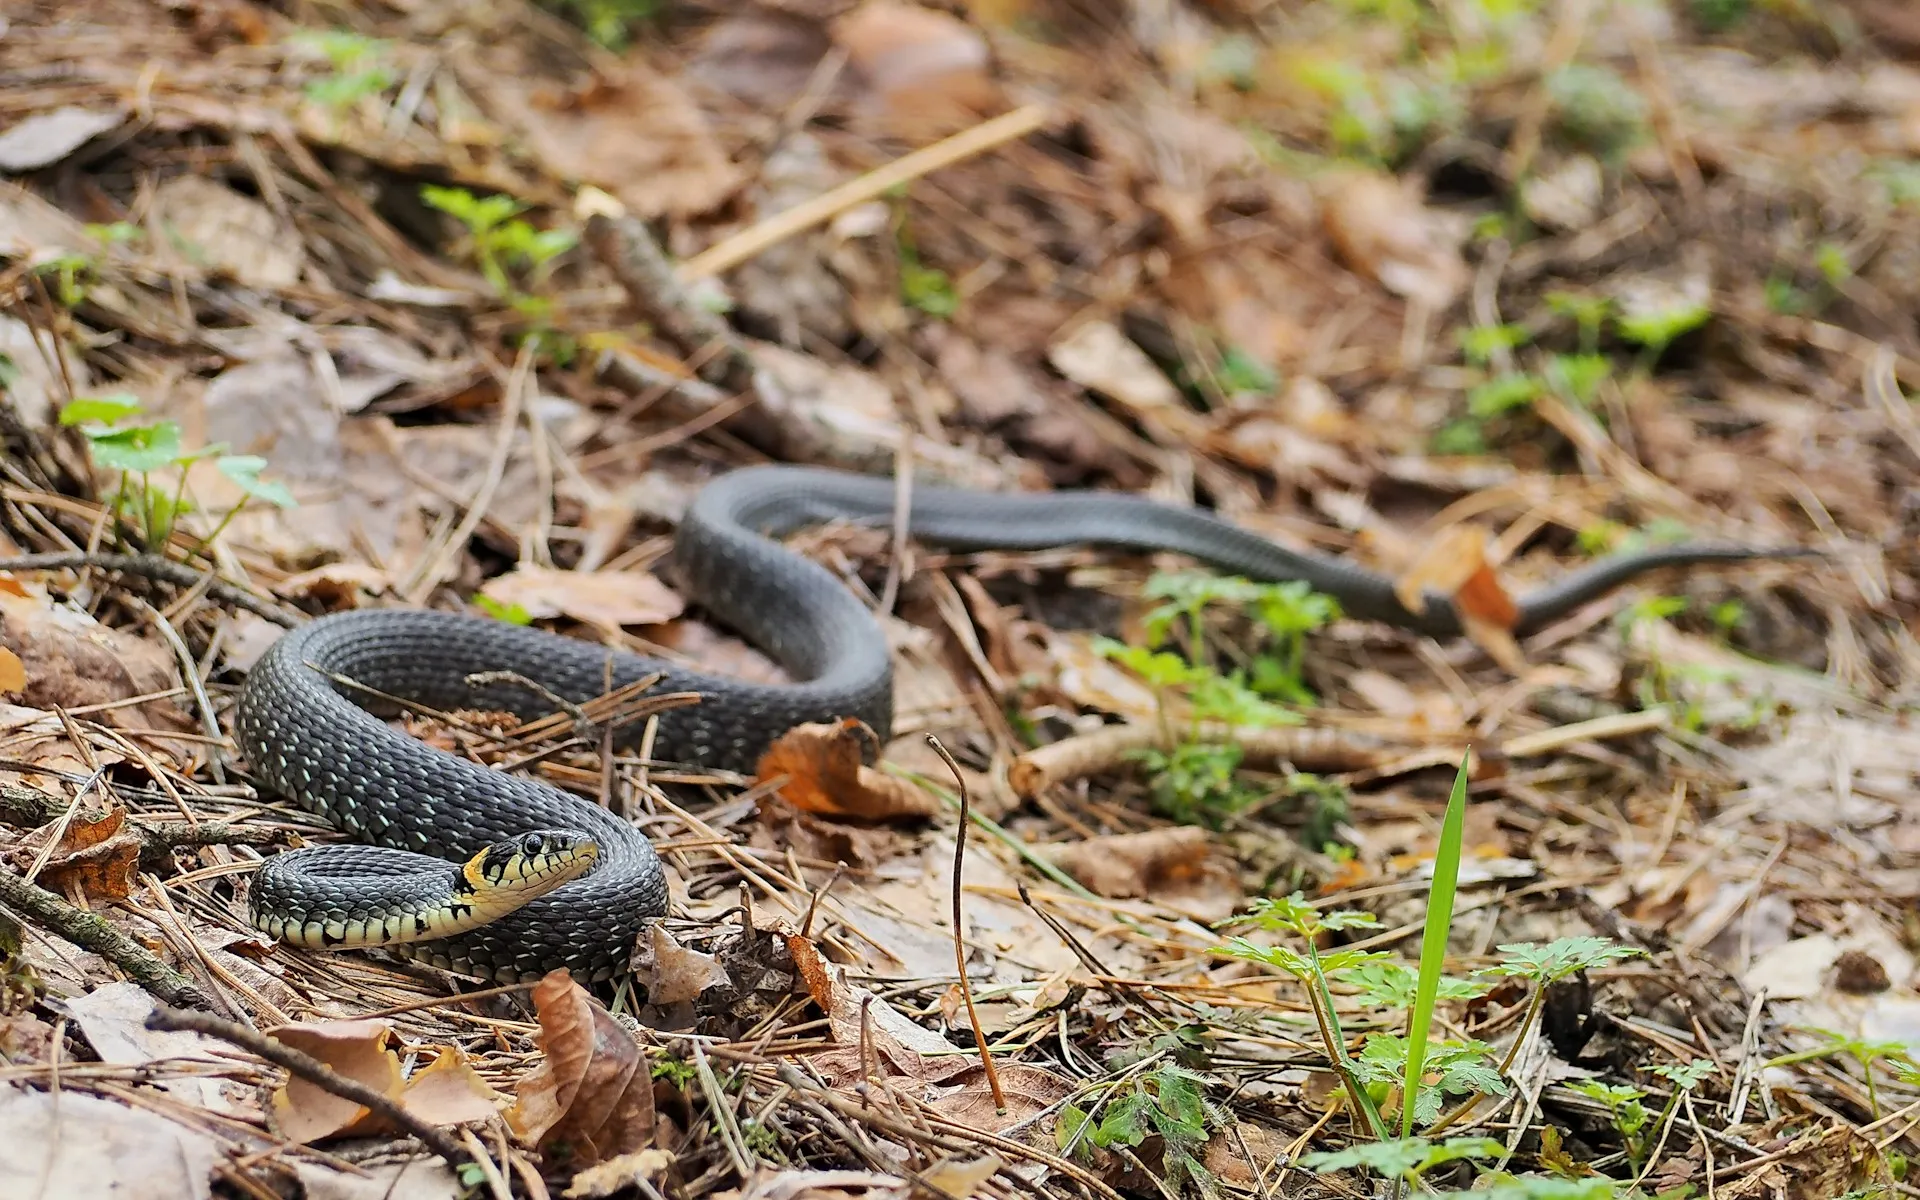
[236,465,1811,982]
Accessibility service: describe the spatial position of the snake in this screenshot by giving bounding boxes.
[235,464,1815,983]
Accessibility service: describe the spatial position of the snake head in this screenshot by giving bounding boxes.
[461,829,601,899]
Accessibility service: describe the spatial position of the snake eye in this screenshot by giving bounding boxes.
[520,834,547,856]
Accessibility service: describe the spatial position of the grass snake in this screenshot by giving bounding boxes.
[236,465,1813,982]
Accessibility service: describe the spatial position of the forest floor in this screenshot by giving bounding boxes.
[4,1,1920,1198]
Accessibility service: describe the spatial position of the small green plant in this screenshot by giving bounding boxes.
[1872,160,1920,210]
[1302,1135,1505,1189]
[1057,1064,1224,1193]
[649,1053,698,1088]
[473,594,534,625]
[1099,571,1336,824]
[1772,1029,1913,1121]
[58,394,295,554]
[1429,935,1645,1133]
[31,223,142,308]
[1468,373,1545,418]
[1615,298,1711,368]
[1564,1081,1652,1173]
[1687,0,1749,31]
[740,1119,780,1159]
[1215,346,1277,398]
[1460,323,1531,367]
[1547,291,1614,354]
[1215,893,1395,1137]
[1216,756,1479,1139]
[1546,353,1611,405]
[899,257,958,318]
[419,185,577,303]
[289,30,396,110]
[1546,64,1648,159]
[539,0,659,50]
[1433,417,1490,456]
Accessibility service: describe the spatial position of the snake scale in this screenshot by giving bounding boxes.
[235,464,1812,982]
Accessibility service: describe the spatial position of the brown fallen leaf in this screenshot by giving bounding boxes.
[0,647,23,694]
[632,924,730,1007]
[469,56,742,220]
[754,720,940,821]
[928,1062,1073,1135]
[0,584,192,736]
[564,1147,675,1200]
[268,1020,403,1142]
[26,804,142,904]
[151,175,305,290]
[807,962,972,1090]
[1391,524,1526,672]
[1042,826,1237,910]
[832,1,1004,138]
[1320,168,1469,310]
[268,1019,499,1143]
[507,970,655,1172]
[479,566,685,633]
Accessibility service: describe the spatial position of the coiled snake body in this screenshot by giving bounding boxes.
[237,465,1808,982]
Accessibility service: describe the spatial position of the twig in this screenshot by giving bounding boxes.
[0,552,298,627]
[677,105,1049,281]
[926,734,1005,1113]
[583,213,757,395]
[127,596,227,785]
[404,346,532,605]
[144,1006,476,1172]
[0,781,293,871]
[0,866,207,1008]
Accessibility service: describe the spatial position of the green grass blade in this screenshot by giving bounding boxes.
[1402,752,1471,1137]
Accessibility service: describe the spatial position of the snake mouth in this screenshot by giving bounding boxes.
[249,830,602,952]
[462,830,601,899]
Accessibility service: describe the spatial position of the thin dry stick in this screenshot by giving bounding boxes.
[404,346,533,605]
[145,1006,474,1172]
[678,105,1049,281]
[875,440,915,616]
[0,552,297,626]
[925,734,1006,1113]
[0,868,206,1008]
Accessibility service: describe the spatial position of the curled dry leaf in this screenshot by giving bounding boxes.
[1392,524,1526,671]
[507,970,656,1171]
[0,107,124,172]
[632,923,730,1007]
[1042,826,1238,914]
[27,804,142,903]
[754,720,940,821]
[564,1147,675,1200]
[1047,320,1205,441]
[807,962,973,1090]
[1320,169,1469,310]
[267,1019,499,1143]
[479,565,685,633]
